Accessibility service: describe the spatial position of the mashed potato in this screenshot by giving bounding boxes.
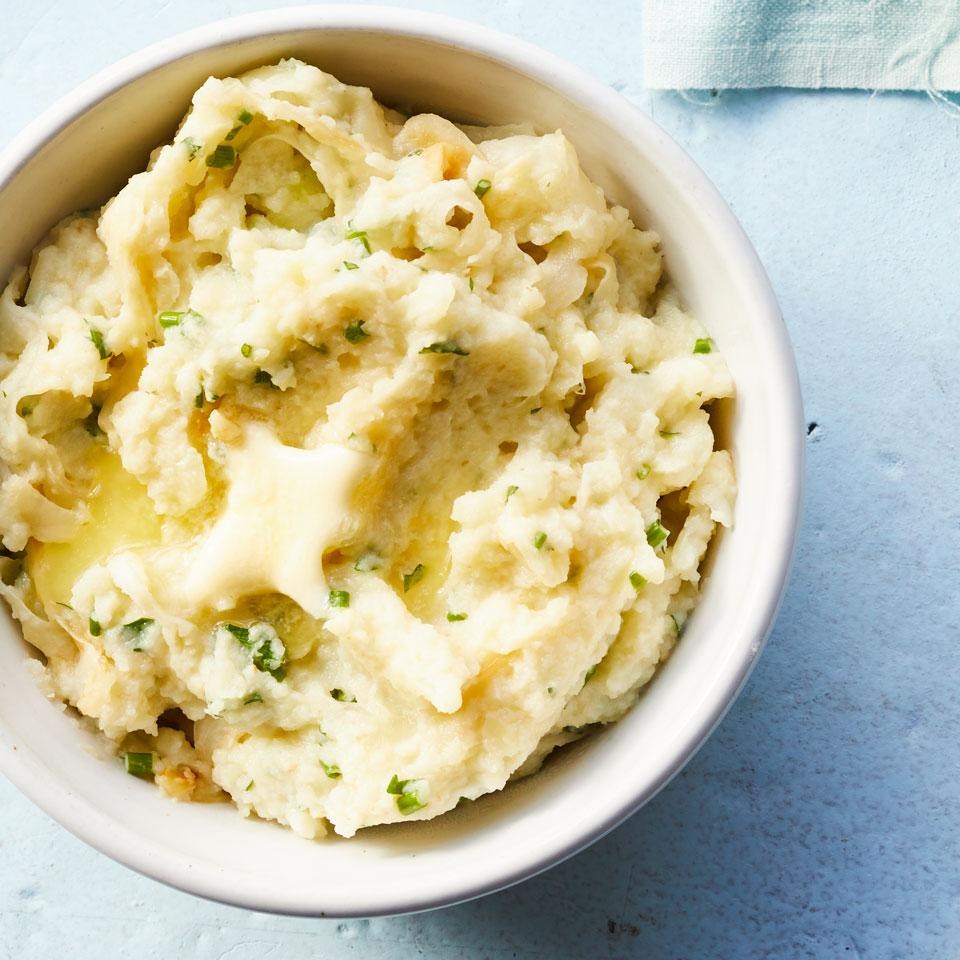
[0,60,735,838]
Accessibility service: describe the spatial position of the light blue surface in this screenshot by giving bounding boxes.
[641,0,960,91]
[2,3,959,958]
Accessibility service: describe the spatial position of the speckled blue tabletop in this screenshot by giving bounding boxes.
[2,2,959,957]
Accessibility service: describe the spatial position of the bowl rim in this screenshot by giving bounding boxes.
[0,3,804,917]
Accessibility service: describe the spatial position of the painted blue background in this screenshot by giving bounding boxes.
[2,2,958,957]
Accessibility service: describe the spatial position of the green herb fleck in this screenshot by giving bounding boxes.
[446,611,468,622]
[158,311,183,328]
[645,520,669,549]
[584,663,599,684]
[320,760,342,780]
[121,618,155,650]
[124,752,154,777]
[243,692,263,705]
[343,260,359,270]
[547,685,555,695]
[468,276,475,291]
[670,613,683,635]
[83,406,104,438]
[330,688,357,703]
[206,144,236,168]
[402,563,426,592]
[659,429,679,438]
[420,340,469,356]
[386,775,427,815]
[533,531,547,550]
[474,178,492,198]
[637,464,653,481]
[354,549,382,572]
[693,337,713,354]
[240,343,253,358]
[629,571,647,591]
[222,622,286,681]
[344,319,369,343]
[329,589,350,608]
[181,137,202,160]
[88,326,109,359]
[194,386,206,408]
[238,109,254,125]
[505,484,519,502]
[245,780,255,791]
[346,228,372,254]
[88,617,102,637]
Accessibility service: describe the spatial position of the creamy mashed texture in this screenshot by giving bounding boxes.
[0,60,735,838]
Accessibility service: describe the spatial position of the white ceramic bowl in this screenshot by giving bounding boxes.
[0,5,803,917]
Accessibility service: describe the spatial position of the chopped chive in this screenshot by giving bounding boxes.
[468,276,475,291]
[533,531,547,550]
[474,178,492,198]
[670,613,683,634]
[693,337,713,354]
[221,622,286,681]
[645,520,669,549]
[345,229,372,254]
[446,611,468,622]
[89,617,102,637]
[636,463,652,480]
[584,663,599,684]
[329,589,350,608]
[402,564,426,592]
[659,429,679,438]
[240,343,253,358]
[83,405,104,438]
[121,618,155,650]
[320,760,342,780]
[205,144,236,168]
[237,109,254,125]
[344,319,368,343]
[354,549,382,572]
[386,775,427,815]
[629,571,647,591]
[419,340,469,356]
[547,686,555,695]
[181,137,202,160]
[251,630,286,680]
[194,386,205,408]
[505,484,519,502]
[88,326,109,359]
[158,308,202,330]
[330,688,356,703]
[245,780,254,791]
[397,792,427,815]
[243,692,263,705]
[343,260,359,270]
[124,752,154,777]
[223,623,250,645]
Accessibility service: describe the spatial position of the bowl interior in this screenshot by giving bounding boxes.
[0,14,800,917]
